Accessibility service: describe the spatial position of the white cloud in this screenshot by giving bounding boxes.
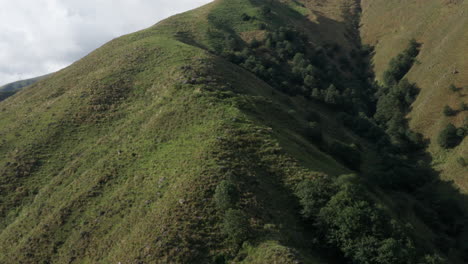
[0,0,212,86]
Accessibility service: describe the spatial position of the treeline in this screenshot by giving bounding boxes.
[295,174,448,264]
[218,26,375,115]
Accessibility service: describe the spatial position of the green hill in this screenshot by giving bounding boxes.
[0,74,51,101]
[0,0,466,263]
[360,0,468,191]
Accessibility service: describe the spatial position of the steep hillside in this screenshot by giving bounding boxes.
[0,74,51,101]
[360,0,468,190]
[0,0,466,263]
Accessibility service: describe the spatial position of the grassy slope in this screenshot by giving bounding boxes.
[0,1,356,263]
[360,0,468,191]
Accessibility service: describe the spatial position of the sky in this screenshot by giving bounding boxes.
[0,0,212,86]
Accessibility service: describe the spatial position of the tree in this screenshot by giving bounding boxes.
[214,180,239,211]
[317,178,417,264]
[222,209,250,245]
[324,84,340,105]
[295,175,336,219]
[438,123,461,149]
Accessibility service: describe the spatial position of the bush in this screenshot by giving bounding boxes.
[438,123,462,149]
[449,84,458,92]
[241,13,251,21]
[443,105,456,116]
[421,254,448,264]
[222,209,250,245]
[214,180,239,211]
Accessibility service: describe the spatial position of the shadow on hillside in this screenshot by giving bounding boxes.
[255,0,468,261]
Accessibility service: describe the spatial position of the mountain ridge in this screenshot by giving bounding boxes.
[0,0,466,263]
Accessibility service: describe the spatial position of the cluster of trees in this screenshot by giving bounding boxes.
[294,174,447,264]
[374,41,424,153]
[219,26,375,114]
[382,39,420,86]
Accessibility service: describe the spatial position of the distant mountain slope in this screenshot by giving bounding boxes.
[0,74,51,101]
[360,0,468,191]
[0,0,466,263]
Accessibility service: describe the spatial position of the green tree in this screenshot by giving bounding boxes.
[295,175,336,219]
[438,123,462,149]
[214,180,239,211]
[222,209,250,245]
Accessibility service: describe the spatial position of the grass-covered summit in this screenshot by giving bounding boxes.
[0,0,466,263]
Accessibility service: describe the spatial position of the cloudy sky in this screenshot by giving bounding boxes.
[0,0,212,86]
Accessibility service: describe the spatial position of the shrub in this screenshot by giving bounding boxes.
[449,84,458,92]
[324,84,341,105]
[222,209,250,245]
[214,180,239,211]
[421,254,448,264]
[443,105,456,116]
[438,123,462,149]
[241,13,251,21]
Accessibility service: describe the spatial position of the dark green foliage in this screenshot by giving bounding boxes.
[375,79,418,125]
[295,175,337,219]
[438,123,463,149]
[219,25,375,114]
[382,39,420,86]
[374,78,423,152]
[338,112,388,144]
[214,180,239,211]
[317,176,418,264]
[296,175,420,264]
[241,13,252,21]
[443,105,456,116]
[422,254,448,264]
[323,84,341,105]
[222,209,250,245]
[449,84,458,92]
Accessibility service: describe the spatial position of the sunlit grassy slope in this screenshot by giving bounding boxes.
[360,0,467,190]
